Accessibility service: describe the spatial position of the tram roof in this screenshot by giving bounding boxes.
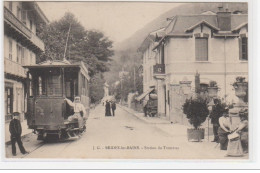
[23,60,90,79]
[24,60,79,68]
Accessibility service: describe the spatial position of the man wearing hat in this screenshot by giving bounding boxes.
[209,99,222,143]
[65,96,87,131]
[9,112,28,156]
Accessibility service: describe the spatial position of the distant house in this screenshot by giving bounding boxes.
[140,8,248,123]
[137,28,165,101]
[4,1,48,121]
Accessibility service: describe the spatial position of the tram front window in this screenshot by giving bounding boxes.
[36,70,62,96]
[37,75,46,96]
[47,74,62,96]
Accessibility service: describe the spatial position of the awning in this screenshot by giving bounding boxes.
[135,88,154,101]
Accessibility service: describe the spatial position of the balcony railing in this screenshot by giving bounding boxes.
[4,7,31,38]
[4,7,44,51]
[153,64,165,75]
[4,58,27,78]
[31,33,45,51]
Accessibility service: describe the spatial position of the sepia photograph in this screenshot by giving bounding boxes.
[2,0,251,162]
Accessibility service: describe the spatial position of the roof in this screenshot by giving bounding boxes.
[135,88,154,101]
[167,14,247,35]
[24,60,82,70]
[24,2,49,24]
[24,60,90,80]
[152,13,247,50]
[138,28,165,53]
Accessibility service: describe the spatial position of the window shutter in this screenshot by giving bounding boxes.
[239,38,242,60]
[22,10,27,25]
[195,38,208,61]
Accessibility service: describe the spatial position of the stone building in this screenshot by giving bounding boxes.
[4,1,48,121]
[140,8,248,123]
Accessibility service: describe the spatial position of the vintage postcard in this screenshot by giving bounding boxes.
[2,0,250,161]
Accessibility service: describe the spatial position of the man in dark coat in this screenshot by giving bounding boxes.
[209,99,223,143]
[9,112,28,156]
[105,101,111,116]
[111,101,116,116]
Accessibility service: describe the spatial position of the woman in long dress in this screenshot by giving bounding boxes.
[218,108,231,150]
[105,101,111,116]
[227,109,248,156]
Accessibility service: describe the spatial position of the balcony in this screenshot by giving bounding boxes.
[4,58,27,79]
[153,64,166,79]
[4,7,44,52]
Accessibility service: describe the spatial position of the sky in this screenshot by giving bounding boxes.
[37,1,182,45]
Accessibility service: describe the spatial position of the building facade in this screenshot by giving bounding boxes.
[138,28,165,102]
[4,1,48,121]
[140,9,248,123]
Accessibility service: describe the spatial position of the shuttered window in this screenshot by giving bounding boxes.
[239,37,248,60]
[195,38,208,61]
[9,39,12,60]
[9,2,12,12]
[22,10,27,25]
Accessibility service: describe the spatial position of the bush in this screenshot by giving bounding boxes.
[183,97,209,129]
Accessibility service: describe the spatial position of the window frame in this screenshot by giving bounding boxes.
[195,37,209,62]
[17,6,21,20]
[9,2,12,12]
[241,37,248,61]
[8,39,12,60]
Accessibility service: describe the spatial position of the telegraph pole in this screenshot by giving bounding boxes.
[133,66,136,92]
[63,23,71,60]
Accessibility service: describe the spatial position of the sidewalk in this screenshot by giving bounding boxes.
[119,104,248,159]
[5,120,32,144]
[118,104,171,124]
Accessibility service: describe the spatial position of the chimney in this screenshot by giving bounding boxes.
[217,5,231,31]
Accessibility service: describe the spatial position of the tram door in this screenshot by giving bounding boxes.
[34,70,64,126]
[64,70,78,118]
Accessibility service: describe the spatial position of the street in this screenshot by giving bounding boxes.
[5,104,248,159]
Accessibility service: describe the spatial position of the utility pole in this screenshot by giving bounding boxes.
[63,23,71,60]
[134,66,136,92]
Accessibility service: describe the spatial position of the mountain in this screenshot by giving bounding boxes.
[104,2,248,87]
[115,2,248,52]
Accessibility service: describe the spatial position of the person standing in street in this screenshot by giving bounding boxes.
[9,112,28,156]
[111,101,116,116]
[105,101,111,116]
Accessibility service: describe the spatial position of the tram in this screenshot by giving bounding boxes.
[23,60,90,140]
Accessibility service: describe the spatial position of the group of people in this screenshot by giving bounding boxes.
[105,100,116,117]
[210,99,248,156]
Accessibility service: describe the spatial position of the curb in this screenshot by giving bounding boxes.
[5,133,32,145]
[118,104,149,124]
[118,104,172,125]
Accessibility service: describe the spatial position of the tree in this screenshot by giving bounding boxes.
[89,73,105,103]
[37,12,114,104]
[37,12,114,77]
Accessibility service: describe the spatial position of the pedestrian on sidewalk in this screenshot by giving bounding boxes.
[9,112,29,156]
[209,99,222,143]
[143,100,148,117]
[218,107,231,150]
[111,101,116,116]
